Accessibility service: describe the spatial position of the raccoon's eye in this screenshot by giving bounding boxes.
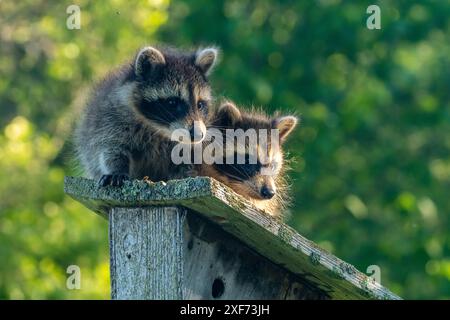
[245,163,262,177]
[197,100,207,110]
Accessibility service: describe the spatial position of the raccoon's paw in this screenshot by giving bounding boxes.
[142,176,154,184]
[98,174,130,187]
[143,176,166,186]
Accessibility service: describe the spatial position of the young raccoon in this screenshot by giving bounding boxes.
[75,45,218,186]
[197,102,298,217]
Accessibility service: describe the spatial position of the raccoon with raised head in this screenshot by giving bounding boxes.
[197,101,298,218]
[75,45,218,186]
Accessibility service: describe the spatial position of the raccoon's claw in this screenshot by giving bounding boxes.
[142,176,166,186]
[98,174,129,187]
[143,176,153,183]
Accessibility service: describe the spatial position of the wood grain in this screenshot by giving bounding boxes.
[183,213,326,299]
[65,176,401,300]
[109,206,185,299]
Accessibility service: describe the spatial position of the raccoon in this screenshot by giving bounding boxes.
[196,101,298,217]
[75,45,218,186]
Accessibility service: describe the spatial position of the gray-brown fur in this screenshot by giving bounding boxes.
[195,101,298,218]
[75,45,219,185]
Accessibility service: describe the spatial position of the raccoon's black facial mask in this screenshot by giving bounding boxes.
[215,163,262,181]
[138,97,191,125]
[214,153,262,181]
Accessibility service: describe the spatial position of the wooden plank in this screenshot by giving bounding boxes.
[64,176,401,300]
[183,212,326,299]
[109,206,185,299]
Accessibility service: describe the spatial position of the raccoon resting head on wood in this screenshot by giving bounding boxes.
[197,101,298,218]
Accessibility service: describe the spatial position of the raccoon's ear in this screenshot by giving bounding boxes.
[215,102,242,127]
[194,47,219,75]
[135,47,166,77]
[273,116,298,142]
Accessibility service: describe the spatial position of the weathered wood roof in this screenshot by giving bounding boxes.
[64,176,401,300]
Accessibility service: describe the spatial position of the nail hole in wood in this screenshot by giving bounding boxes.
[211,277,225,299]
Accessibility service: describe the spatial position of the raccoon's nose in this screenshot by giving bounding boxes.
[189,126,204,142]
[260,185,275,199]
[189,122,206,143]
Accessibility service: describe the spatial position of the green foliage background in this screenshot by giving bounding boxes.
[0,0,449,299]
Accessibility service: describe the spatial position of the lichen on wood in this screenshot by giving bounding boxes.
[64,176,401,300]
